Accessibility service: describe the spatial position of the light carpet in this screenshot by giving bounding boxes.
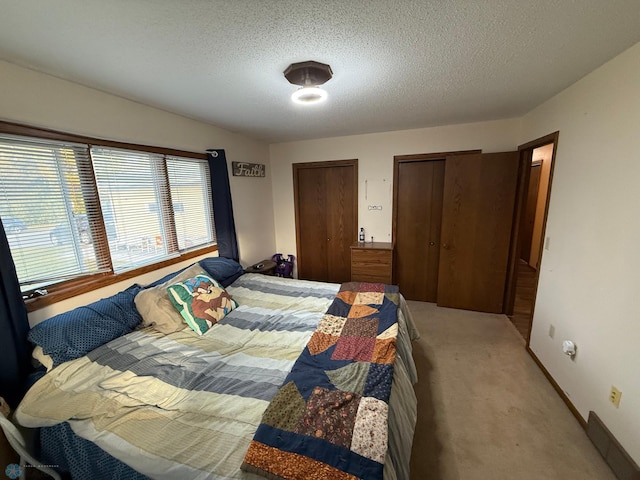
[407,301,614,480]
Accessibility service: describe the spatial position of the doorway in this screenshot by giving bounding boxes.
[506,133,558,342]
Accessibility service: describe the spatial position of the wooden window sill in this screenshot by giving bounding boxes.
[25,244,218,312]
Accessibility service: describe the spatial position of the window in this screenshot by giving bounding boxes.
[90,148,215,272]
[0,123,217,304]
[166,156,215,251]
[0,134,107,288]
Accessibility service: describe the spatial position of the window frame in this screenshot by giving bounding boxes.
[0,120,217,312]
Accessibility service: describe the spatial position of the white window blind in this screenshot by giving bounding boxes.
[0,134,108,289]
[0,128,216,292]
[90,146,178,272]
[166,156,216,250]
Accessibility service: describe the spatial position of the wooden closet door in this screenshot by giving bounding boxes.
[294,160,357,283]
[395,160,444,301]
[438,152,519,313]
[295,167,329,281]
[325,165,356,283]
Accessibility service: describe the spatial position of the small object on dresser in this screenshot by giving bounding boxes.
[359,227,365,243]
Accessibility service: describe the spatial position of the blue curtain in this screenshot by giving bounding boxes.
[0,219,31,409]
[207,149,239,262]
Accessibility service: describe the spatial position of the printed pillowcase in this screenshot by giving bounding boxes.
[167,274,238,335]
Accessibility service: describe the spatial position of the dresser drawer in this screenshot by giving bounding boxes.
[350,244,393,283]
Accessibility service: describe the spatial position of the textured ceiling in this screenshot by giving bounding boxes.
[1,1,640,143]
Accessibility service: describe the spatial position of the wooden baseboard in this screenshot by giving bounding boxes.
[526,346,586,429]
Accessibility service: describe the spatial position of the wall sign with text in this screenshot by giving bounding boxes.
[232,162,265,177]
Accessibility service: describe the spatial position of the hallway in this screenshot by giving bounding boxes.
[509,260,537,341]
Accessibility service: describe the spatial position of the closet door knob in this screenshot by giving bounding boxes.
[429,241,435,246]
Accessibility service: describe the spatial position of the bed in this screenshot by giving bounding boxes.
[16,258,419,479]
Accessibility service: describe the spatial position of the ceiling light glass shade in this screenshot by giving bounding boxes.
[291,86,328,105]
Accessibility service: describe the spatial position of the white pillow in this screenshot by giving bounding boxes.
[134,263,206,334]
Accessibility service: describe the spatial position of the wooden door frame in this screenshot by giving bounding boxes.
[392,150,481,246]
[503,132,559,344]
[292,159,358,279]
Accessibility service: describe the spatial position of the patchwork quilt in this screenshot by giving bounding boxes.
[242,281,400,480]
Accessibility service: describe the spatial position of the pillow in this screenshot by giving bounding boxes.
[199,257,244,287]
[147,257,244,288]
[28,284,143,367]
[135,263,205,334]
[167,274,238,335]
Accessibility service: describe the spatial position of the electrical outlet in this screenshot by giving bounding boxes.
[548,324,555,338]
[609,386,622,408]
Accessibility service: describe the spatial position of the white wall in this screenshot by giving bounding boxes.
[270,119,521,261]
[0,60,275,321]
[521,42,640,462]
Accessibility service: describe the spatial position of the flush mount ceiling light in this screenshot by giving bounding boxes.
[284,60,332,105]
[291,87,327,104]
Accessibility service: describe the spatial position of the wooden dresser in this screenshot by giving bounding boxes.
[350,242,394,283]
